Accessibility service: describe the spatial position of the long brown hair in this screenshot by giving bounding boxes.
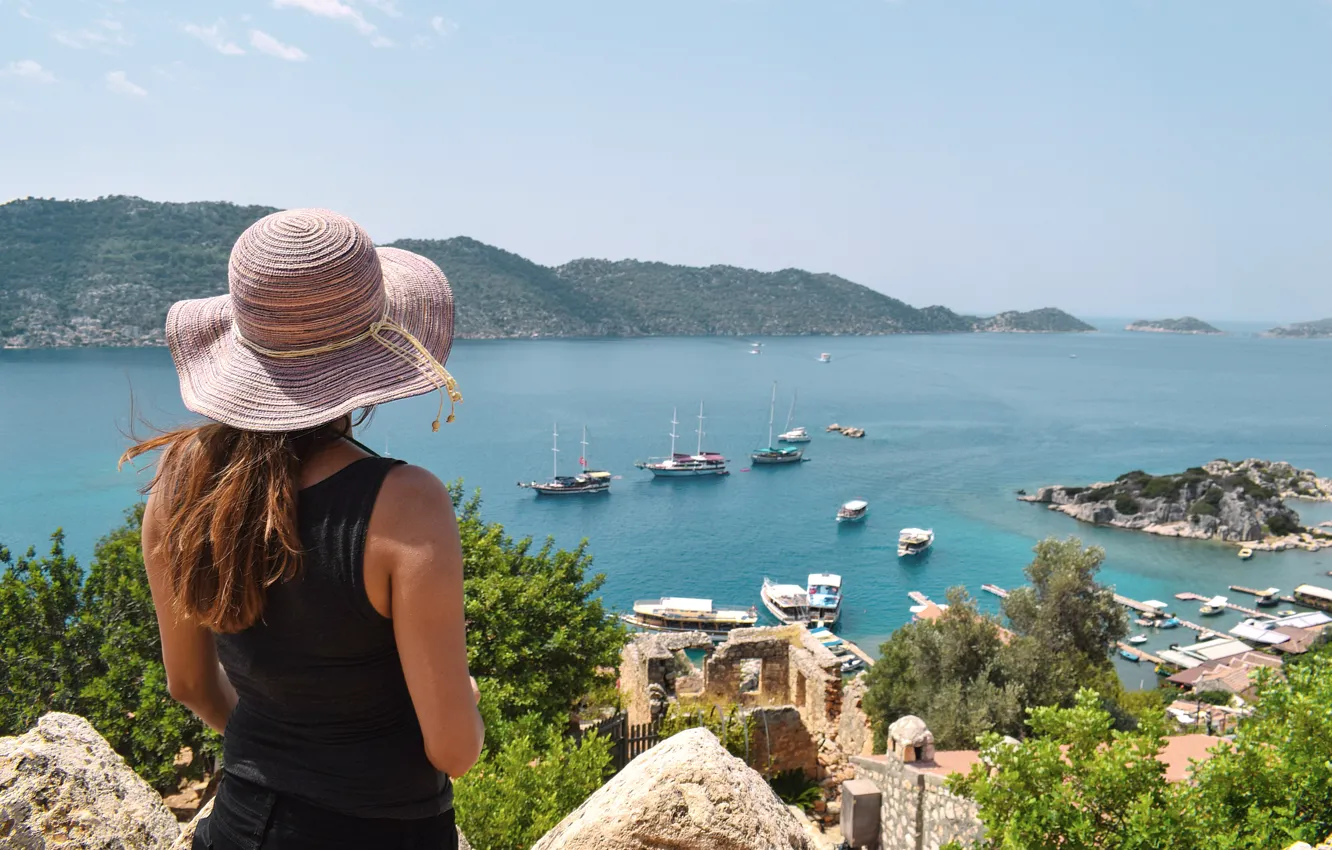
[121,414,361,634]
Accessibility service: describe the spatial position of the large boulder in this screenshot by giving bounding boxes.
[0,712,180,850]
[531,727,812,850]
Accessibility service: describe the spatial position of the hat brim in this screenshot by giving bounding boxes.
[166,247,455,432]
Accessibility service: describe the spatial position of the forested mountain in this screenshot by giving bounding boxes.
[1125,317,1222,334]
[0,197,1094,346]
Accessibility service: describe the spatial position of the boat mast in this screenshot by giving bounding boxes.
[669,408,679,456]
[696,402,706,456]
[768,382,778,447]
[581,425,589,471]
[551,422,559,479]
[785,389,797,431]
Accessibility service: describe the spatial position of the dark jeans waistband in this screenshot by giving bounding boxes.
[198,772,457,850]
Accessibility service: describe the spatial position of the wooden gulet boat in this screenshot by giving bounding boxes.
[751,382,804,465]
[518,424,611,495]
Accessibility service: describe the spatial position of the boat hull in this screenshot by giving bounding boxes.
[531,484,609,495]
[643,465,728,477]
[760,593,808,625]
[751,452,803,465]
[809,608,841,628]
[898,543,932,557]
[619,614,753,641]
[837,513,867,523]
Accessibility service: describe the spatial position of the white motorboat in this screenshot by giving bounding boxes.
[898,527,934,557]
[1200,595,1228,616]
[806,573,843,627]
[818,353,831,363]
[837,500,869,523]
[777,390,811,443]
[1128,634,1149,645]
[760,578,810,625]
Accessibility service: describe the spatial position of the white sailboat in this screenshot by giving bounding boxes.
[778,389,810,443]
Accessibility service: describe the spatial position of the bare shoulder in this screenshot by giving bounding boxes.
[373,464,458,540]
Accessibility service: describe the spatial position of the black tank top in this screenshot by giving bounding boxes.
[215,456,452,819]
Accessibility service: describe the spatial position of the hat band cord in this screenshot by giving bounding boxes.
[232,313,462,431]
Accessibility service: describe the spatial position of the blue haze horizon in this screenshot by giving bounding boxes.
[4,332,1331,681]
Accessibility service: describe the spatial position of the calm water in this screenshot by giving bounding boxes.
[3,329,1331,677]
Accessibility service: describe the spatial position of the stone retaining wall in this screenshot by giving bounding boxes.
[849,755,983,850]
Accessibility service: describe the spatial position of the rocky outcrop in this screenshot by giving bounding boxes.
[0,712,180,850]
[531,728,813,850]
[1021,459,1332,549]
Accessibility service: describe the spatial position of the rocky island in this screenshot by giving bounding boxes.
[1125,317,1222,335]
[1020,459,1332,552]
[1264,318,1332,339]
[2,196,1094,347]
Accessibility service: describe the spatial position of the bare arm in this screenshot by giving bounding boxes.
[142,489,238,733]
[370,465,485,778]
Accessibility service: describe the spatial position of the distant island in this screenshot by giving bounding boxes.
[1125,317,1222,335]
[1264,318,1332,339]
[1019,459,1332,552]
[0,196,1095,347]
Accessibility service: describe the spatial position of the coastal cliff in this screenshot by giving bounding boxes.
[1020,459,1332,551]
[1125,317,1222,335]
[2,196,1093,347]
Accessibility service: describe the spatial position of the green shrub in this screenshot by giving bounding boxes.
[1141,476,1180,499]
[1114,494,1141,515]
[1266,514,1301,536]
[1116,470,1151,486]
[1189,500,1218,517]
[1194,689,1233,706]
[769,769,823,813]
[1087,486,1118,502]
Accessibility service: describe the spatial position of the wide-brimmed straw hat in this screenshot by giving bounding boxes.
[166,208,461,433]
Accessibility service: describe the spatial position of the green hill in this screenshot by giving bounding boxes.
[0,196,1094,346]
[1125,317,1222,334]
[1265,318,1332,339]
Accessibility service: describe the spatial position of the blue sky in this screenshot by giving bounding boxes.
[1,0,1330,321]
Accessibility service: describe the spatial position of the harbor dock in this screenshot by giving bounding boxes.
[1174,591,1272,619]
[1115,642,1167,666]
[1112,593,1221,638]
[981,583,1009,598]
[907,591,931,606]
[839,636,875,668]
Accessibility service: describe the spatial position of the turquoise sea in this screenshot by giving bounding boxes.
[3,326,1331,684]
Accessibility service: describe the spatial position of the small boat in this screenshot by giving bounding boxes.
[635,404,729,477]
[749,343,761,355]
[898,528,934,557]
[621,597,758,640]
[1128,634,1148,644]
[1199,595,1227,616]
[806,573,843,627]
[837,500,869,523]
[751,383,804,465]
[818,352,831,363]
[760,578,810,625]
[840,656,864,673]
[1254,588,1280,607]
[777,390,811,443]
[1277,609,1298,617]
[1238,548,1254,560]
[1134,617,1155,627]
[518,424,612,495]
[1157,617,1181,629]
[1119,649,1140,662]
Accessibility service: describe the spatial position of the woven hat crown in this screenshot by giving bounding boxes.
[229,209,387,352]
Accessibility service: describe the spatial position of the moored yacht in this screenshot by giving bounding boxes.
[837,500,869,523]
[898,528,934,557]
[751,382,804,465]
[1199,595,1227,616]
[760,578,810,625]
[777,390,811,443]
[807,573,843,627]
[518,424,612,495]
[818,353,831,363]
[621,597,758,640]
[635,403,729,477]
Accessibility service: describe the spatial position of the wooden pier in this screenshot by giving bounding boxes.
[1113,593,1221,639]
[981,584,1009,598]
[907,591,930,606]
[840,637,876,668]
[1116,642,1167,666]
[1174,591,1272,619]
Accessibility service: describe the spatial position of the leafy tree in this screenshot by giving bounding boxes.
[0,533,84,731]
[1001,537,1127,712]
[451,484,627,729]
[453,690,612,850]
[950,689,1204,850]
[862,588,1024,749]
